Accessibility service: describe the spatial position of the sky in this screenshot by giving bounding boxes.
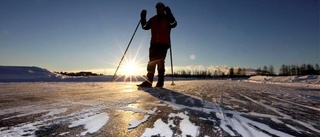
[0,0,319,75]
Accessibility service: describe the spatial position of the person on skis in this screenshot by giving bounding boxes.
[138,2,177,88]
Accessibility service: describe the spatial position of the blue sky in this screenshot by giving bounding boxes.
[0,0,319,75]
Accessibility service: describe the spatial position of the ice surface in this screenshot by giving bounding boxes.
[0,67,319,136]
[1,81,319,136]
[43,108,68,117]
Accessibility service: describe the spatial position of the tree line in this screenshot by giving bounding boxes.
[166,70,213,79]
[255,65,276,76]
[165,67,251,79]
[256,64,320,76]
[54,71,103,76]
[279,64,319,76]
[166,63,319,79]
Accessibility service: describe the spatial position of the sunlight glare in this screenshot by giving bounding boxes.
[122,60,139,76]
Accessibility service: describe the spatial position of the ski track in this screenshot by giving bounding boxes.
[268,95,320,112]
[236,90,320,133]
[0,81,319,136]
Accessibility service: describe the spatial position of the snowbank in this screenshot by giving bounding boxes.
[0,66,112,82]
[249,75,320,86]
[0,66,60,82]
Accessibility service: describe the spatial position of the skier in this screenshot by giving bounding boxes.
[138,2,177,88]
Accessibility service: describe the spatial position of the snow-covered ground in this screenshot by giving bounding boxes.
[0,66,319,136]
[249,75,320,88]
[0,66,113,82]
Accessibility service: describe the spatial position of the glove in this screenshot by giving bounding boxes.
[165,6,174,23]
[140,10,147,19]
[165,6,172,15]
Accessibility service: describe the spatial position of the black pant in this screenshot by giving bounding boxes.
[146,44,169,86]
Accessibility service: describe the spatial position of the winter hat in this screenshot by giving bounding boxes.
[156,2,165,8]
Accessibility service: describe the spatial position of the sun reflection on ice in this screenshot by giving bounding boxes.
[121,84,138,93]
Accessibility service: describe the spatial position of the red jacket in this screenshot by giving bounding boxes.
[141,14,177,45]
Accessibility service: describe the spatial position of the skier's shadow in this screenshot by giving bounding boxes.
[140,87,225,136]
[140,87,205,108]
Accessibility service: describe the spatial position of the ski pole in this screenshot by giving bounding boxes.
[111,20,141,81]
[169,46,175,85]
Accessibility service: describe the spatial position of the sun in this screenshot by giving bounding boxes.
[122,60,139,76]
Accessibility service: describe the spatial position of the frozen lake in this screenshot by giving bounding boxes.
[0,80,319,136]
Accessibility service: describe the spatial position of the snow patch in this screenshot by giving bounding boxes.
[141,112,200,137]
[69,113,109,136]
[128,115,150,129]
[169,112,199,136]
[141,119,173,137]
[249,75,320,87]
